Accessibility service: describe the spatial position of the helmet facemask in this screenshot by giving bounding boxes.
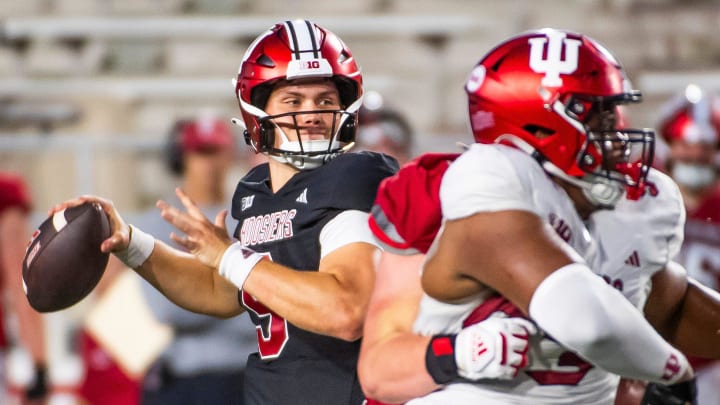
[256,107,358,170]
[556,94,655,206]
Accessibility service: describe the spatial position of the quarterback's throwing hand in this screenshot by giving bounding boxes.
[455,316,536,380]
[157,187,233,268]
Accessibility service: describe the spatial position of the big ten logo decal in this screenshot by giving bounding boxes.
[303,60,321,69]
[528,30,582,87]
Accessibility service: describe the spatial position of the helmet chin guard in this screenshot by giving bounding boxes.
[583,177,625,208]
[268,141,347,170]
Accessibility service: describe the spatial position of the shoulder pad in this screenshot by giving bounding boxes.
[314,152,398,212]
[371,153,460,253]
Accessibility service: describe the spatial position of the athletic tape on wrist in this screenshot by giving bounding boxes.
[218,242,264,289]
[425,334,459,384]
[114,225,155,268]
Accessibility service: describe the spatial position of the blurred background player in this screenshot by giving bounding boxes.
[0,173,48,404]
[656,83,720,405]
[138,115,256,405]
[356,91,415,164]
[657,84,720,214]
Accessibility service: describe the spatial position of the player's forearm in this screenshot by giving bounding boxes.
[243,260,370,341]
[667,279,720,358]
[358,333,438,403]
[644,265,720,358]
[136,241,241,318]
[140,280,217,328]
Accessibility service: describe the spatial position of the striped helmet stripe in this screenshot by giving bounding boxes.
[284,20,321,61]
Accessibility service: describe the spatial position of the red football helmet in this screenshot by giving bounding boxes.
[658,84,720,146]
[466,28,655,207]
[657,84,720,189]
[233,19,363,170]
[356,91,414,162]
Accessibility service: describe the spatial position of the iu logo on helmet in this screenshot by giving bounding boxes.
[528,30,581,87]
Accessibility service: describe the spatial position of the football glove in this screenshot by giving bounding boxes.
[455,316,536,380]
[425,315,536,383]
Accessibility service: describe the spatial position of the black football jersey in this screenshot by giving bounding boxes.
[230,152,398,405]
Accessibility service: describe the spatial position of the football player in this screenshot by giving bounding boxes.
[359,29,720,405]
[0,173,48,404]
[50,20,397,404]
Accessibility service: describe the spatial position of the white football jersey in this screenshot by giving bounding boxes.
[588,168,685,309]
[411,145,684,404]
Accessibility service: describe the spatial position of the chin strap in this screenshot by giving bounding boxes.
[495,134,625,208]
[269,141,356,170]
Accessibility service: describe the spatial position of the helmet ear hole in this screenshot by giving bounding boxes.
[243,129,252,146]
[337,115,357,143]
[258,120,276,151]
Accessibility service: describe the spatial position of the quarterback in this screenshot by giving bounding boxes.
[51,20,397,404]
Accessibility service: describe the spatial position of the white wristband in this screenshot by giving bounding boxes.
[218,242,264,289]
[114,225,155,269]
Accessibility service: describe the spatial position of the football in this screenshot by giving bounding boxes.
[22,202,111,312]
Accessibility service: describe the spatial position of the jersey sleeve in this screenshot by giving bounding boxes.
[595,168,686,276]
[320,210,379,258]
[369,153,459,254]
[440,144,537,221]
[636,169,686,270]
[0,173,32,215]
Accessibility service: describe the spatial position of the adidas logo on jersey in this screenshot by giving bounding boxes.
[296,188,308,204]
[241,195,255,211]
[624,250,640,267]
